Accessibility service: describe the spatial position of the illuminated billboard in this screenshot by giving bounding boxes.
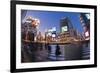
[61,26,68,33]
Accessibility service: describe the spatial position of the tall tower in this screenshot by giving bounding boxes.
[60,17,73,33]
[79,13,90,59]
[21,10,27,23]
[79,13,90,30]
[60,17,76,37]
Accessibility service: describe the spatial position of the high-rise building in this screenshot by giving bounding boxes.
[21,10,27,23]
[60,17,77,38]
[79,13,90,59]
[79,13,90,29]
[60,17,73,33]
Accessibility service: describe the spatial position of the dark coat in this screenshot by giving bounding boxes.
[55,45,61,56]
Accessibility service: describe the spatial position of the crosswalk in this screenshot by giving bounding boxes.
[81,43,90,59]
[47,44,90,61]
[22,43,90,62]
[47,45,65,61]
[48,53,65,61]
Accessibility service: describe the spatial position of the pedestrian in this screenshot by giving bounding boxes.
[55,44,61,60]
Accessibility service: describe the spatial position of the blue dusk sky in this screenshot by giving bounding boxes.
[22,10,85,35]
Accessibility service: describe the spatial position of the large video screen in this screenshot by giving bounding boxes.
[61,26,68,33]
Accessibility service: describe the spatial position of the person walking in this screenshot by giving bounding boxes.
[55,44,61,61]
